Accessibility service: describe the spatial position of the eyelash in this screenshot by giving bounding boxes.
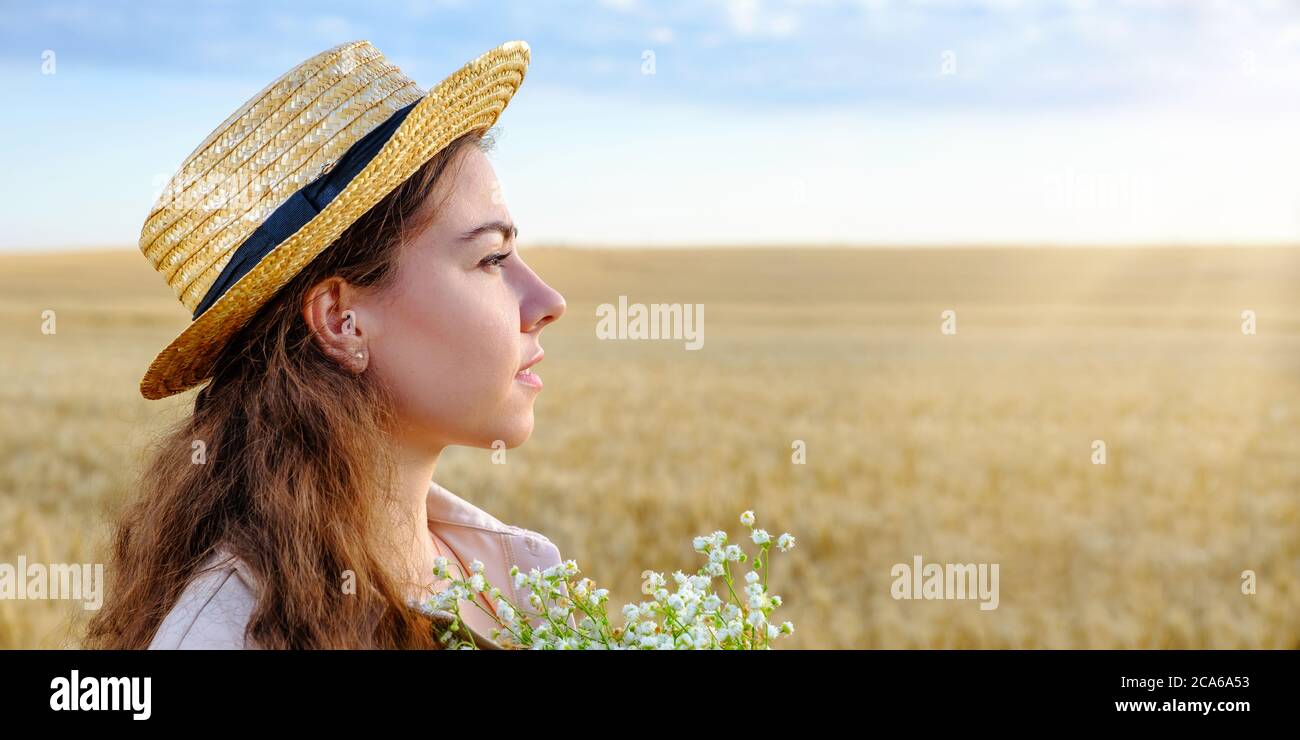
[480,250,513,271]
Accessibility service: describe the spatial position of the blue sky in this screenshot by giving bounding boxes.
[2,0,1300,249]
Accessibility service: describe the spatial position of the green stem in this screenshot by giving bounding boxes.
[563,584,614,649]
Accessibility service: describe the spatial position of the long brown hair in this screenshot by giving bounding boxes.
[84,128,494,649]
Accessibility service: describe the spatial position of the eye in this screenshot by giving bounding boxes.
[479,250,513,272]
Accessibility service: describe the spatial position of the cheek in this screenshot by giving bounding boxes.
[380,279,519,408]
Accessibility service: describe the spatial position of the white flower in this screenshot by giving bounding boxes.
[451,512,796,650]
[642,570,666,593]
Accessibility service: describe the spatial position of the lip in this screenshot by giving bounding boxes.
[514,367,543,389]
[518,350,544,373]
[515,350,544,389]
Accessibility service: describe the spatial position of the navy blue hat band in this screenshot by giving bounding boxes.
[191,98,421,321]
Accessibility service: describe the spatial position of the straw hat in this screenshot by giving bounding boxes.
[136,39,530,400]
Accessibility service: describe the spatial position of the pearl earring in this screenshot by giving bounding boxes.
[354,351,364,359]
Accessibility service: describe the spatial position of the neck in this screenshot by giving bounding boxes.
[388,435,446,597]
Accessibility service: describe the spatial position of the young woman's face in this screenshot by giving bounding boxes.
[363,145,565,451]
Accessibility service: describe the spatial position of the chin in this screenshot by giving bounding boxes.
[492,416,535,449]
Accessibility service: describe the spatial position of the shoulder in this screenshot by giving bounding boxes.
[426,480,570,627]
[148,547,261,650]
[426,479,562,561]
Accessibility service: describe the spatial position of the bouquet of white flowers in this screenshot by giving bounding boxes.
[416,509,796,649]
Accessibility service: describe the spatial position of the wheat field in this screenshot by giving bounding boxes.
[1,245,1298,649]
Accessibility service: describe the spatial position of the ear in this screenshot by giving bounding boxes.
[302,277,368,374]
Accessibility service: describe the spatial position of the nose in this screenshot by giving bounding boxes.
[521,265,566,333]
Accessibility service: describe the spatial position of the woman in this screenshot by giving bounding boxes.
[83,40,568,649]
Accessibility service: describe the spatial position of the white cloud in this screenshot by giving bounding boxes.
[728,0,760,34]
[726,0,800,38]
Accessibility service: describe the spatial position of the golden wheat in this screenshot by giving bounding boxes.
[2,245,1297,648]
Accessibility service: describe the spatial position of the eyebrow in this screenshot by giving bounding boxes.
[458,220,518,244]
